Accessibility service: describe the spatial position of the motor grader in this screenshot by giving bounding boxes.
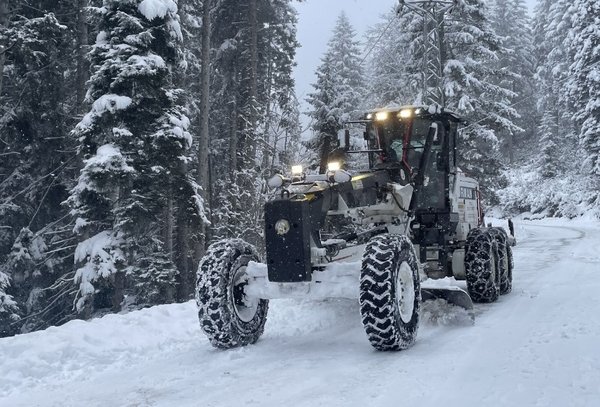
[195,105,515,351]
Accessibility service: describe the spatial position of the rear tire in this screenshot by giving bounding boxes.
[196,239,268,349]
[359,234,421,351]
[465,229,500,303]
[488,227,513,295]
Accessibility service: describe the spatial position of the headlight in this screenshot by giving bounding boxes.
[327,161,341,171]
[275,219,290,236]
[291,165,303,175]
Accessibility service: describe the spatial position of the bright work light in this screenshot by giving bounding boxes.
[291,165,303,175]
[399,109,413,119]
[327,161,341,172]
[375,111,389,121]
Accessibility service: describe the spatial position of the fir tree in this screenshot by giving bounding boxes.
[209,0,299,247]
[534,0,576,179]
[565,0,600,177]
[442,0,519,202]
[365,7,420,107]
[0,260,19,336]
[307,11,365,173]
[489,0,536,163]
[367,1,518,202]
[0,1,83,335]
[68,0,199,314]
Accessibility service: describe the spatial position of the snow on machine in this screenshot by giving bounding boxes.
[195,106,516,351]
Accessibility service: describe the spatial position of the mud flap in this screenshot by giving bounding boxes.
[421,286,474,310]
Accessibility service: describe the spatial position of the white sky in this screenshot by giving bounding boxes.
[293,0,538,123]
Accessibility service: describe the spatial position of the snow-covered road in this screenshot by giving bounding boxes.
[1,219,599,407]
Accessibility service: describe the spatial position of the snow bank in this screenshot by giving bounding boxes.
[0,302,201,399]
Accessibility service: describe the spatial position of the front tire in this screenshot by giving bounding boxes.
[359,234,421,351]
[196,239,268,349]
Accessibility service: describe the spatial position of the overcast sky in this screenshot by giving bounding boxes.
[293,0,538,116]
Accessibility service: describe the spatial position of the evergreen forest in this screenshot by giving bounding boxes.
[1,0,598,336]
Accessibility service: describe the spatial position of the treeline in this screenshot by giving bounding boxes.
[1,0,599,337]
[0,0,301,336]
[498,0,600,217]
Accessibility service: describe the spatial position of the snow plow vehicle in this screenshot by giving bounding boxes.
[196,105,516,351]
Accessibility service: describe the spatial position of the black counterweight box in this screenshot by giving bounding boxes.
[264,198,312,282]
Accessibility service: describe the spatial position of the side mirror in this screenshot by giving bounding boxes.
[344,129,350,152]
[427,123,439,145]
[431,121,445,146]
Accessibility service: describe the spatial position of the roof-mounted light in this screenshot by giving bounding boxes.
[398,109,413,119]
[375,111,389,121]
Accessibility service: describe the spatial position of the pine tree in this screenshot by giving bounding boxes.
[0,260,19,336]
[366,7,420,107]
[439,0,518,202]
[68,0,200,314]
[0,227,53,333]
[0,0,84,335]
[497,0,596,217]
[366,2,518,202]
[488,0,536,163]
[209,0,299,247]
[534,0,576,179]
[307,11,365,173]
[565,0,600,177]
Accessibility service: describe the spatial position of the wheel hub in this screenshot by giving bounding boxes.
[396,262,415,323]
[232,265,259,323]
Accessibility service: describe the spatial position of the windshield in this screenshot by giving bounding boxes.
[368,117,433,171]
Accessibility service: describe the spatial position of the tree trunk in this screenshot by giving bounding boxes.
[507,132,514,164]
[111,271,124,312]
[175,206,191,301]
[247,0,259,163]
[318,132,332,174]
[0,1,9,99]
[195,0,212,261]
[261,36,274,172]
[165,185,174,260]
[229,96,239,177]
[75,0,89,111]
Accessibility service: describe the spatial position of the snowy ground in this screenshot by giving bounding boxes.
[1,218,599,407]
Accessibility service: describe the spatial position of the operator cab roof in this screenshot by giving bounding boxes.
[364,105,464,123]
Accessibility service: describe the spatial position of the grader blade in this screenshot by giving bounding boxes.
[421,286,474,310]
